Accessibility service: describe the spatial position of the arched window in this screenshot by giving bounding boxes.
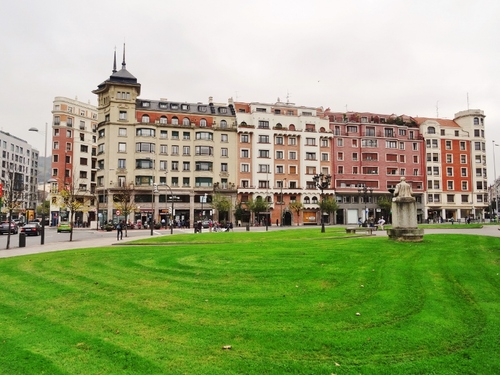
[474,117,479,125]
[159,116,167,124]
[275,123,282,129]
[200,119,207,127]
[240,121,247,126]
[182,117,190,126]
[427,126,435,134]
[141,115,150,123]
[171,116,179,125]
[312,197,318,204]
[304,197,310,204]
[220,120,227,128]
[289,124,296,131]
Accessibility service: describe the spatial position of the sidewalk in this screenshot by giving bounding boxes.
[0,230,154,259]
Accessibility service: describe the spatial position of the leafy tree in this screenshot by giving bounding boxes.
[245,197,269,225]
[36,200,50,218]
[319,196,339,225]
[113,182,137,237]
[210,192,232,223]
[233,201,245,223]
[377,195,392,221]
[1,170,24,249]
[58,180,86,242]
[288,201,304,226]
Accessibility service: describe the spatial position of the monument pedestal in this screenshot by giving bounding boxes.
[387,197,424,242]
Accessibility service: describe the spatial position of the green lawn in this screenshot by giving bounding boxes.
[0,229,499,374]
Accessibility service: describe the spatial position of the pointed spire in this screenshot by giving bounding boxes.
[122,43,126,69]
[112,46,117,73]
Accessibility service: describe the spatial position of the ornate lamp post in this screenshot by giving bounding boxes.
[312,173,331,233]
[28,123,48,245]
[358,185,373,225]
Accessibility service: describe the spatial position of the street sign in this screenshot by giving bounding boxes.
[116,210,121,216]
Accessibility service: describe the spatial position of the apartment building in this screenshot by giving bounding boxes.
[326,112,426,224]
[93,51,238,227]
[416,109,487,222]
[0,130,39,221]
[49,97,99,226]
[235,101,332,226]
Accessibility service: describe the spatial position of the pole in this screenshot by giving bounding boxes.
[493,141,499,221]
[41,122,47,245]
[150,184,154,236]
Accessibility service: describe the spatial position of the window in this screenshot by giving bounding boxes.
[306,138,316,146]
[305,152,316,160]
[240,134,249,143]
[337,166,344,174]
[461,155,467,164]
[119,111,127,120]
[337,152,343,160]
[462,182,468,191]
[289,137,297,146]
[80,145,88,153]
[259,164,270,173]
[347,125,357,133]
[136,128,155,137]
[221,134,228,142]
[97,143,104,154]
[428,126,436,134]
[352,152,358,161]
[353,166,358,174]
[135,142,155,153]
[196,146,213,156]
[276,165,284,174]
[182,118,190,126]
[118,159,126,169]
[447,194,455,203]
[171,145,179,155]
[258,120,269,129]
[196,132,213,141]
[258,135,270,143]
[159,116,167,124]
[445,140,452,149]
[171,131,179,139]
[289,151,297,160]
[183,162,190,171]
[258,150,270,158]
[141,115,150,123]
[171,161,179,171]
[362,139,378,147]
[241,164,250,172]
[321,139,329,147]
[276,151,284,159]
[460,141,466,151]
[171,117,179,125]
[461,168,467,177]
[160,145,167,154]
[446,154,452,163]
[337,138,344,146]
[183,132,190,140]
[118,128,127,136]
[200,119,207,127]
[221,148,228,157]
[118,142,126,152]
[322,153,329,161]
[66,130,72,138]
[276,136,284,145]
[446,167,453,177]
[183,146,190,155]
[241,149,249,158]
[386,140,397,149]
[160,130,167,139]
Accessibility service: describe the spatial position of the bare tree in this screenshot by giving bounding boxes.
[113,182,137,238]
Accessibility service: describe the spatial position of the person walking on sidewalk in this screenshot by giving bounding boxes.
[116,220,123,240]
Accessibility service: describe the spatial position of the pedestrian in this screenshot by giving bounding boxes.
[161,218,166,228]
[116,220,123,240]
[358,217,362,227]
[377,216,386,230]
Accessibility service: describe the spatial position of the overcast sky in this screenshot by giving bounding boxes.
[1,0,499,181]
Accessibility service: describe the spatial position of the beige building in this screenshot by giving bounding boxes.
[93,50,238,227]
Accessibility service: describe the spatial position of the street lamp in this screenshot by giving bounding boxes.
[29,123,48,245]
[312,173,332,233]
[280,178,287,227]
[492,141,499,221]
[164,180,174,235]
[358,185,373,226]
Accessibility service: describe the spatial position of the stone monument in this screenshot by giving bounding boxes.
[387,177,424,242]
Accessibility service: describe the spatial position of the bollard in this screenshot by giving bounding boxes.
[19,232,26,248]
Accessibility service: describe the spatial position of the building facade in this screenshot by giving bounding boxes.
[49,96,99,226]
[93,52,239,227]
[0,130,40,221]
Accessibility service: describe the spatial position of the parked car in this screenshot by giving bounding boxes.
[0,221,18,235]
[57,221,72,233]
[20,222,41,236]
